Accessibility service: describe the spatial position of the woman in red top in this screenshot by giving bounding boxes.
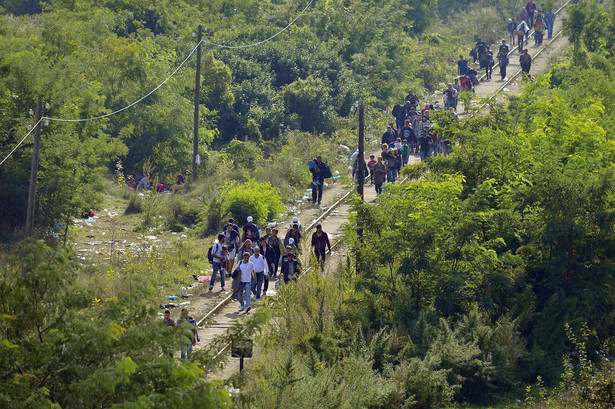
[311,224,332,270]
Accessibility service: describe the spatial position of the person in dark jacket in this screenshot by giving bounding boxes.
[395,100,412,131]
[311,224,331,270]
[284,224,302,249]
[259,237,276,294]
[309,156,328,205]
[281,252,301,284]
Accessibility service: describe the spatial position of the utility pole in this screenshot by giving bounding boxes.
[192,25,203,181]
[24,98,43,239]
[356,104,364,274]
[311,0,316,28]
[357,105,365,201]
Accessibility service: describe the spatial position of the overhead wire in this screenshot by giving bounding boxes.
[208,0,314,49]
[43,40,204,123]
[0,117,44,166]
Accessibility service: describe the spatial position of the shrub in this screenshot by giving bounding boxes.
[124,193,143,214]
[219,179,285,226]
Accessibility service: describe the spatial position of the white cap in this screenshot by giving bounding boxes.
[289,238,295,244]
[247,216,253,222]
[292,217,299,223]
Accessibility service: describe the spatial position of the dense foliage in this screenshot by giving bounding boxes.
[0,241,231,408]
[0,0,517,237]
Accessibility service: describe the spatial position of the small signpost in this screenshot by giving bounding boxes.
[231,338,253,372]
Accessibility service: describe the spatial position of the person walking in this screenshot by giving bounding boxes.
[258,237,276,294]
[484,47,494,80]
[224,224,240,274]
[405,90,419,109]
[311,224,332,270]
[176,309,199,358]
[444,83,456,109]
[401,139,410,166]
[385,147,398,183]
[281,252,300,284]
[242,216,260,243]
[367,155,377,184]
[452,79,460,111]
[498,51,509,81]
[234,240,254,300]
[520,49,532,74]
[267,229,283,278]
[475,38,487,69]
[499,39,510,55]
[284,224,302,249]
[526,0,537,28]
[418,130,431,161]
[209,234,227,292]
[288,216,304,233]
[508,18,517,45]
[534,14,544,45]
[373,157,387,195]
[309,156,329,205]
[395,100,412,132]
[516,20,530,53]
[544,9,555,39]
[237,252,256,313]
[249,247,269,301]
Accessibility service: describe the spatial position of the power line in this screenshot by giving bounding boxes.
[208,0,314,49]
[0,117,44,166]
[44,40,204,123]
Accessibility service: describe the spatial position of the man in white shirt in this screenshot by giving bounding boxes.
[238,253,255,313]
[249,247,269,300]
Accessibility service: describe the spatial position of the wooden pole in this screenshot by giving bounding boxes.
[357,105,365,201]
[24,98,43,239]
[356,105,364,274]
[192,25,203,181]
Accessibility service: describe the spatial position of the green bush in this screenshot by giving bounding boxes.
[124,193,143,214]
[219,179,285,226]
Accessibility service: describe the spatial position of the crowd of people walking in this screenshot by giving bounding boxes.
[207,215,331,313]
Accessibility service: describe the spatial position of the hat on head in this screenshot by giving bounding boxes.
[289,238,295,244]
[247,216,253,222]
[292,217,299,223]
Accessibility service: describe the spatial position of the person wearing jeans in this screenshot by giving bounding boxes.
[249,247,269,300]
[209,234,227,291]
[238,253,255,313]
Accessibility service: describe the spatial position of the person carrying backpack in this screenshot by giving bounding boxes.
[458,54,469,75]
[309,156,330,205]
[208,234,227,292]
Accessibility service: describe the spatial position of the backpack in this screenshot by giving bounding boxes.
[391,104,400,117]
[207,243,219,264]
[322,164,332,179]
